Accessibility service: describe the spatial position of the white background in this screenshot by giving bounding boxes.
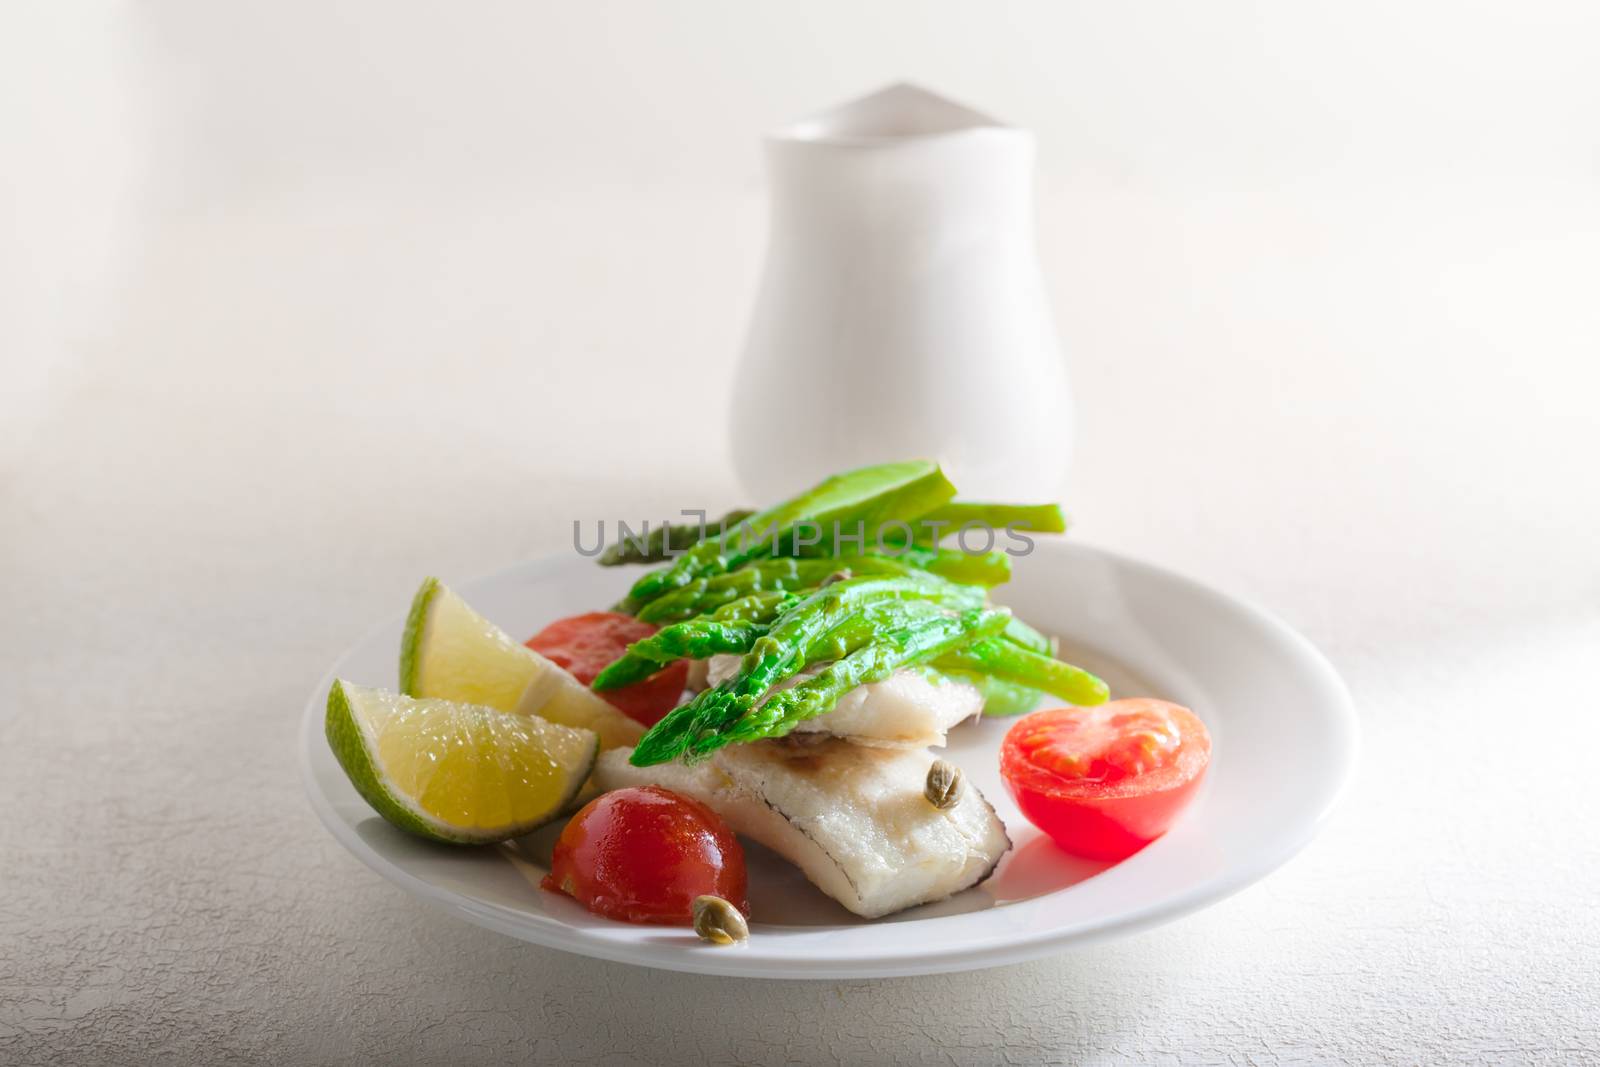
[3,2,1598,1063]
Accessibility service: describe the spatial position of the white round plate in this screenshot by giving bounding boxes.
[300,541,1356,979]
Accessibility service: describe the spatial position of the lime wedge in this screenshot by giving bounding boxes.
[400,577,644,749]
[325,680,597,844]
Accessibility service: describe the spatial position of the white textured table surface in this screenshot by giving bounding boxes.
[5,5,1599,1064]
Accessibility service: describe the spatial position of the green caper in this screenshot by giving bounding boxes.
[692,895,749,945]
[924,758,964,810]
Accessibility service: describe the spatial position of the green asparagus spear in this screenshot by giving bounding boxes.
[784,539,1010,586]
[938,669,1050,717]
[789,597,955,665]
[634,556,899,623]
[868,502,1066,555]
[916,547,1012,586]
[629,573,973,765]
[605,572,983,695]
[591,463,1092,755]
[632,548,993,624]
[936,638,1108,706]
[598,509,755,566]
[592,591,803,691]
[684,588,797,626]
[705,607,1012,752]
[1000,615,1055,655]
[620,461,958,612]
[632,558,803,623]
[592,617,773,690]
[914,501,1068,537]
[643,598,961,765]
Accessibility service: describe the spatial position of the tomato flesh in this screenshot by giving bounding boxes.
[542,786,748,924]
[1001,700,1210,861]
[526,611,688,726]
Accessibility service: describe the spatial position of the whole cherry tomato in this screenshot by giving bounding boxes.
[542,786,748,924]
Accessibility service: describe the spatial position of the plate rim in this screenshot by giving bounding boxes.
[298,541,1358,979]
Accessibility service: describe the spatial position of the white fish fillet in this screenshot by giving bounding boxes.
[594,741,1011,919]
[703,654,982,749]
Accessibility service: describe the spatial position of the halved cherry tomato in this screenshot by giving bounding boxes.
[526,611,688,726]
[542,786,748,924]
[1000,699,1211,861]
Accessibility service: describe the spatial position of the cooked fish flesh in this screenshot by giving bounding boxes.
[703,654,982,749]
[594,740,1011,919]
